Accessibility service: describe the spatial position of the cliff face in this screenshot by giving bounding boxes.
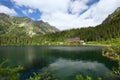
[0,13,59,37]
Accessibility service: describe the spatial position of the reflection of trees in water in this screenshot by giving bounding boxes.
[23,46,118,71]
[25,47,35,66]
[42,48,118,70]
[24,47,49,69]
[0,46,119,78]
[49,58,115,80]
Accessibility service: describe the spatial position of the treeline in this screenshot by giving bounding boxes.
[45,22,120,42]
[0,22,120,45]
[0,36,44,46]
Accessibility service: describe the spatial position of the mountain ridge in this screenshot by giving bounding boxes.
[102,7,120,24]
[0,13,59,37]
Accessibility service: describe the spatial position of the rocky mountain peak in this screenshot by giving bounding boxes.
[0,13,59,37]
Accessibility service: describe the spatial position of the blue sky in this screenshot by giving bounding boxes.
[0,0,120,30]
[0,0,41,20]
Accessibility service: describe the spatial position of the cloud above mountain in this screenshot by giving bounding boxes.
[0,5,17,16]
[0,0,120,30]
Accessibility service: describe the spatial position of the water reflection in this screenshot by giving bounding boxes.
[49,46,102,51]
[0,46,118,80]
[49,58,115,80]
[25,47,35,65]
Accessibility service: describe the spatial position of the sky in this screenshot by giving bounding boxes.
[0,0,120,30]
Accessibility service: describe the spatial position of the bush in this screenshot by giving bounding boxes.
[0,59,23,80]
[27,70,58,80]
[76,75,102,80]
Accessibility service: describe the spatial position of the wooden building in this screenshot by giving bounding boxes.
[67,37,85,43]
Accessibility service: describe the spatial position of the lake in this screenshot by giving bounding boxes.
[0,46,118,80]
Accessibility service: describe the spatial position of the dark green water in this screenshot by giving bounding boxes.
[0,46,118,80]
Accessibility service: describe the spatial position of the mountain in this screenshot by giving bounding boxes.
[0,13,59,37]
[102,7,120,24]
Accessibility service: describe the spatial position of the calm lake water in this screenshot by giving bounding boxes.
[0,46,118,80]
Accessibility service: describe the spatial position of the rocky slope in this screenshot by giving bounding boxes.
[0,13,59,37]
[102,7,120,24]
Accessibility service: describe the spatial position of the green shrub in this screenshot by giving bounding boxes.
[76,75,102,80]
[27,70,58,80]
[0,59,23,80]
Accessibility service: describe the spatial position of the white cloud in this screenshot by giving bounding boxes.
[87,0,120,23]
[12,0,70,13]
[28,9,34,14]
[22,10,28,15]
[69,0,89,15]
[0,5,17,16]
[12,0,120,30]
[22,8,35,16]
